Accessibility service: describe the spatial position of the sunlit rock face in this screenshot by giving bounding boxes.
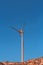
[0,57,43,65]
[26,57,43,65]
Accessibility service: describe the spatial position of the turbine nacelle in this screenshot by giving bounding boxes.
[18,29,24,34]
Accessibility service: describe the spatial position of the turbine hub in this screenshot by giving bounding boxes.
[19,29,23,34]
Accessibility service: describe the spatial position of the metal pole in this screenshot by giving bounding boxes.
[20,30,24,63]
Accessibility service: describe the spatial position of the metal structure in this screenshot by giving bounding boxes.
[11,26,24,63]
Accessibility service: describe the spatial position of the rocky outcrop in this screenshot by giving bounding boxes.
[26,57,43,65]
[0,57,43,65]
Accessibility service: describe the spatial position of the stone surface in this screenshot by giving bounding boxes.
[0,57,43,65]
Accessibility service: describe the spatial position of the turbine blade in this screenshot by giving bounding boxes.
[22,22,26,30]
[10,26,19,32]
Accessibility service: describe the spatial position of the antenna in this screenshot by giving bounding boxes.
[10,24,25,63]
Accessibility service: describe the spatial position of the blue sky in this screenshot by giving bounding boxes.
[0,0,43,62]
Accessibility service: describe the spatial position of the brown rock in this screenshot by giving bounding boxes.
[0,57,43,65]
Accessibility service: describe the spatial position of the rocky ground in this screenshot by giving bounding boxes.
[0,57,43,65]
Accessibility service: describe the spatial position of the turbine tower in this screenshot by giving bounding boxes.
[11,25,24,63]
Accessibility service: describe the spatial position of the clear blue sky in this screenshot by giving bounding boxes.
[0,0,43,62]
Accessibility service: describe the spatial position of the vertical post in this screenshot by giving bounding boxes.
[20,30,24,63]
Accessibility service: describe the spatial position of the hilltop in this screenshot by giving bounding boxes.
[0,57,43,65]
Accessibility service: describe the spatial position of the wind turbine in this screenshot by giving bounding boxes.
[10,24,25,63]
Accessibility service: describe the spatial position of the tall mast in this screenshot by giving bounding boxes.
[11,27,24,63]
[20,29,24,62]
